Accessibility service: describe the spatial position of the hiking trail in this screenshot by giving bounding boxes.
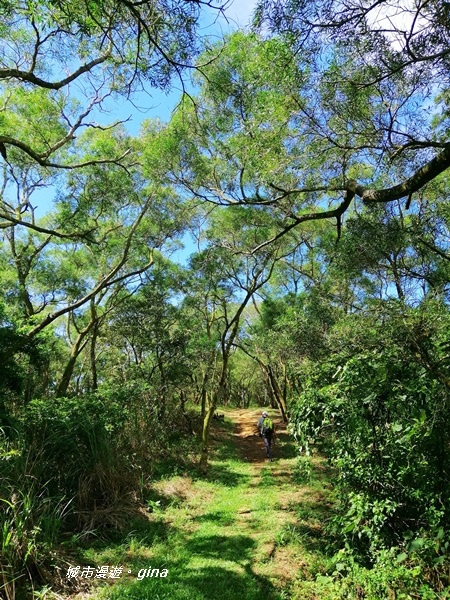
[75,408,334,600]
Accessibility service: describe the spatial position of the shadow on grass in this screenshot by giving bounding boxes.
[76,514,174,570]
[267,468,338,559]
[292,496,338,554]
[210,419,241,461]
[102,543,281,600]
[273,430,298,460]
[192,511,236,526]
[143,486,187,510]
[185,533,255,562]
[199,462,251,488]
[258,467,277,488]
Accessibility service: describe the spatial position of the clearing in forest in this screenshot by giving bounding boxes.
[76,408,335,600]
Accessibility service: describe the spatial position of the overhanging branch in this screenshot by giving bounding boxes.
[352,145,450,204]
[251,187,355,253]
[251,144,450,253]
[0,54,110,89]
[0,135,131,170]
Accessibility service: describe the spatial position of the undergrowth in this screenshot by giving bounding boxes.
[0,391,199,600]
[2,406,449,600]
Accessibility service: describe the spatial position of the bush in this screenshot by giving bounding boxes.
[0,385,199,597]
[289,305,450,594]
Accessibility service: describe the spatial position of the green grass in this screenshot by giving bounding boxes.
[61,411,336,600]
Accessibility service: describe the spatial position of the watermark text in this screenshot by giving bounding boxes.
[66,565,168,580]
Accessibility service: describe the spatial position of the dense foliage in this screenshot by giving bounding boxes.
[1,1,450,597]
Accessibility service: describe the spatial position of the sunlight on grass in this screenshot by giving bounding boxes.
[79,412,336,600]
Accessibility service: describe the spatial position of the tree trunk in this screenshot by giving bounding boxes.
[267,365,288,422]
[199,374,227,472]
[199,402,215,472]
[55,333,90,397]
[55,311,98,397]
[200,372,208,419]
[90,300,99,391]
[180,390,195,435]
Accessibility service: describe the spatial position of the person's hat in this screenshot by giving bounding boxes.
[262,411,268,417]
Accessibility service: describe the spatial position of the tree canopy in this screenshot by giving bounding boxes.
[1,3,450,598]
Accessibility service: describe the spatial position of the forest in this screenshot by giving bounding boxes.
[0,0,449,598]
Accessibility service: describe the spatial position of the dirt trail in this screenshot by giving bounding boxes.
[68,408,330,600]
[217,408,309,588]
[224,408,290,464]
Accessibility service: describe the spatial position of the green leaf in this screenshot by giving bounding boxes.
[407,538,425,552]
[316,575,333,585]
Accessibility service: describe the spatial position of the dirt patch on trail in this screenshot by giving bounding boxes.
[223,408,289,464]
[221,408,310,590]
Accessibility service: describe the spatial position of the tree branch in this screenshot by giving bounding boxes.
[26,199,153,338]
[352,145,450,203]
[0,54,110,89]
[0,134,131,170]
[0,210,97,240]
[251,187,355,253]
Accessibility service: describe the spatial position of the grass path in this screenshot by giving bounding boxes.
[78,409,334,600]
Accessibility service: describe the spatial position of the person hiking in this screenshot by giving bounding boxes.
[257,411,275,461]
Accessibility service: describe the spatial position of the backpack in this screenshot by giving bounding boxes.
[262,417,274,436]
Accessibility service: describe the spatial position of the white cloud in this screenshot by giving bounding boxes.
[366,0,429,52]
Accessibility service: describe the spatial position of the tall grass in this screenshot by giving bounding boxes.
[0,389,199,598]
[0,428,70,599]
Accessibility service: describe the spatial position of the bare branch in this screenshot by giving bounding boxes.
[251,187,355,253]
[0,210,96,240]
[26,198,153,338]
[354,145,450,204]
[0,134,132,170]
[417,237,450,263]
[0,54,110,89]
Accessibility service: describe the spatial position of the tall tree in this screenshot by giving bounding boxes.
[0,0,227,165]
[253,0,450,209]
[162,29,450,256]
[180,204,286,469]
[0,127,188,393]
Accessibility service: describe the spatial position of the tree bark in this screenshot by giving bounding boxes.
[266,365,288,422]
[55,330,91,397]
[199,369,227,472]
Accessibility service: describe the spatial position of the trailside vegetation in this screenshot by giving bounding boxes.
[1,2,450,598]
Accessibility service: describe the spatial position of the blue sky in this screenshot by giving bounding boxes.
[29,0,257,222]
[32,1,258,263]
[97,0,258,135]
[166,0,258,265]
[157,0,258,264]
